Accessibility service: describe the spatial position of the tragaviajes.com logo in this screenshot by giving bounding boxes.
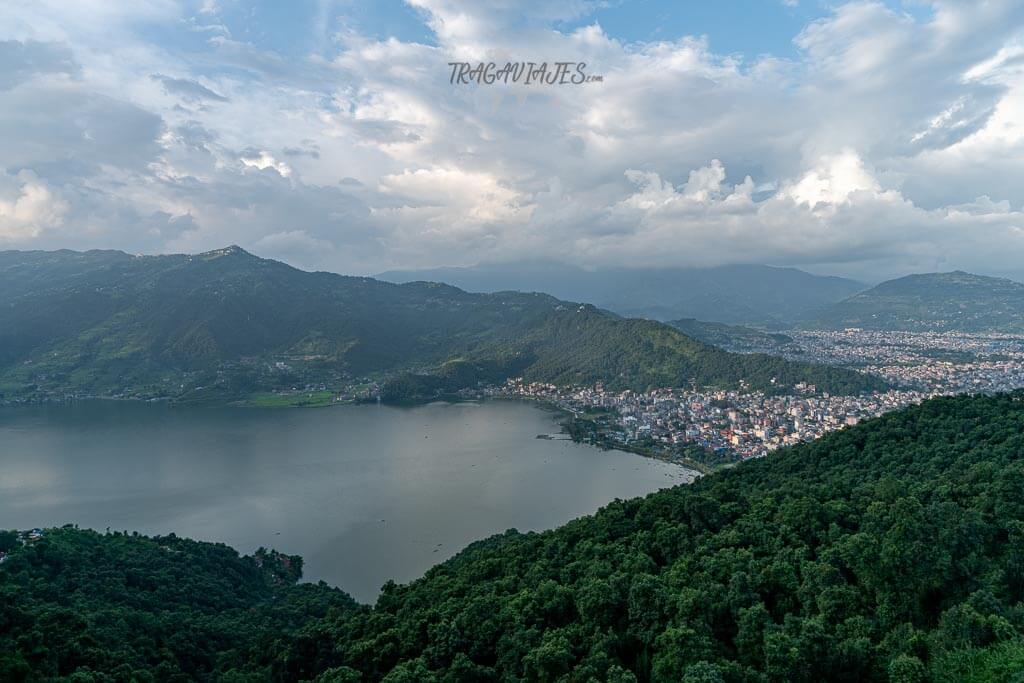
[448,61,603,85]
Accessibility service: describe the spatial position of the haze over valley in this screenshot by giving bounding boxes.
[380,261,866,326]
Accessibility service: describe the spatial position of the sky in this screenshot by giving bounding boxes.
[0,0,1022,283]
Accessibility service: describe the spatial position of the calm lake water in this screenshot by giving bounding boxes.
[0,399,695,602]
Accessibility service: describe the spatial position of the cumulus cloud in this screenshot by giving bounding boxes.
[0,1,1022,281]
[784,150,881,207]
[240,150,292,177]
[590,156,1024,282]
[0,170,69,241]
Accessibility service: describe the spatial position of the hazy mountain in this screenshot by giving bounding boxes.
[379,261,866,327]
[0,247,883,402]
[802,271,1024,332]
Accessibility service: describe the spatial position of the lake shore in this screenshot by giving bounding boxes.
[490,394,716,474]
[0,398,693,602]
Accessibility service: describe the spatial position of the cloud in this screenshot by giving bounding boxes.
[240,150,292,177]
[784,150,881,207]
[591,157,1024,282]
[151,74,228,102]
[682,159,727,202]
[0,170,69,241]
[0,39,79,90]
[282,142,321,159]
[253,229,336,262]
[0,0,1022,281]
[0,85,163,178]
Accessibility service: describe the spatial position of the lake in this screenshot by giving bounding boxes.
[0,399,695,602]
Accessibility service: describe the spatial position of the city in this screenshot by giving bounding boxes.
[491,330,1024,465]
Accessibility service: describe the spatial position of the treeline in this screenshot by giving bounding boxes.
[381,356,532,402]
[0,528,357,681]
[9,393,1024,680]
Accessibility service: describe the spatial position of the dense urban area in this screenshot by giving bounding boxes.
[492,330,1024,464]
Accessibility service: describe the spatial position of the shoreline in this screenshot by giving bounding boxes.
[491,394,713,474]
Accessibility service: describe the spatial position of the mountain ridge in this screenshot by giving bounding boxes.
[0,247,884,403]
[379,260,867,326]
[802,270,1024,332]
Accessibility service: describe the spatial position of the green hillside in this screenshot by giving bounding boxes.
[0,248,882,402]
[279,392,1024,682]
[668,318,794,352]
[802,271,1024,332]
[0,527,357,680]
[3,393,1024,681]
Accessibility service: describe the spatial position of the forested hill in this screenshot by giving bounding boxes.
[668,318,794,352]
[4,393,1024,681]
[802,271,1024,332]
[279,391,1024,682]
[0,527,358,680]
[0,247,882,401]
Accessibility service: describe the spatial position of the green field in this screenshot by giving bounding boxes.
[238,390,338,408]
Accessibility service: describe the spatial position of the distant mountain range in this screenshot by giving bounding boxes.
[0,248,883,403]
[383,262,1024,334]
[803,271,1024,332]
[379,261,865,327]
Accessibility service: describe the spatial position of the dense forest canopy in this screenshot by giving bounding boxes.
[0,528,357,681]
[3,392,1024,681]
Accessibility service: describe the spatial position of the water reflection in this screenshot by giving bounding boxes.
[0,399,695,602]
